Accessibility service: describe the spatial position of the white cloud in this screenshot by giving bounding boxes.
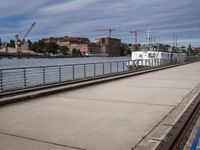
[0,0,199,44]
[39,0,100,15]
[0,0,51,19]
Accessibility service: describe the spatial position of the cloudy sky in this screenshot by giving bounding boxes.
[0,0,200,46]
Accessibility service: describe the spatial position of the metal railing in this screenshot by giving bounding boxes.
[0,56,199,93]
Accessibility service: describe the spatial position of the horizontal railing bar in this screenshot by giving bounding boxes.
[0,60,130,71]
[0,57,199,94]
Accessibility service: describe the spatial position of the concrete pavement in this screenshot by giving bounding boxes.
[0,62,200,150]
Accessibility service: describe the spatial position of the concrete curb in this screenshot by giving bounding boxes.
[133,80,200,150]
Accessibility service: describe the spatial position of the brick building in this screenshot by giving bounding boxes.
[42,36,90,55]
[88,43,101,56]
[42,36,121,56]
[98,37,121,56]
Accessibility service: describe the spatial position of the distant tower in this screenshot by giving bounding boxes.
[147,28,150,45]
[188,42,192,55]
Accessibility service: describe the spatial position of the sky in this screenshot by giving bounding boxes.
[0,0,200,46]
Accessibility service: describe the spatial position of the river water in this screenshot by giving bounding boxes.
[0,57,131,92]
[0,57,130,69]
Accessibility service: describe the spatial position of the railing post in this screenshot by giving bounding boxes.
[156,59,158,66]
[110,62,112,73]
[123,61,125,72]
[155,59,157,67]
[0,70,3,92]
[132,60,134,71]
[59,66,61,82]
[160,59,162,66]
[145,60,147,69]
[117,61,119,73]
[72,65,75,80]
[94,63,96,77]
[142,59,144,69]
[84,64,86,78]
[23,68,26,88]
[102,63,105,75]
[43,67,45,85]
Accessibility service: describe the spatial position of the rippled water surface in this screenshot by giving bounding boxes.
[0,57,130,69]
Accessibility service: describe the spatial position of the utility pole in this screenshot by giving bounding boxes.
[147,28,150,45]
[146,28,155,45]
[130,31,138,44]
[146,28,155,50]
[173,34,175,52]
[151,35,153,45]
[108,29,115,38]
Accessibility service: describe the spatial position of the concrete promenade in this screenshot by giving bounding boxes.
[0,62,200,150]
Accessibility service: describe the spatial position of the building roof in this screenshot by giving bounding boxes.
[42,36,90,44]
[62,36,90,43]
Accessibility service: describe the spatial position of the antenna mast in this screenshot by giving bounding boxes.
[130,31,138,44]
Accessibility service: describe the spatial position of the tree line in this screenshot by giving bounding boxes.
[2,38,197,56]
[29,40,82,57]
[0,39,82,57]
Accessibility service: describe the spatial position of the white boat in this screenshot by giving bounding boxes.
[127,49,187,68]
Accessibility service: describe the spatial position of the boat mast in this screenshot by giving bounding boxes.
[147,27,150,50]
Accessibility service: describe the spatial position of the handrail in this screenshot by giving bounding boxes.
[0,56,199,93]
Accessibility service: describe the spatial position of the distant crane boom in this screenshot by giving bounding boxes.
[22,22,36,41]
[15,22,36,56]
[94,28,115,38]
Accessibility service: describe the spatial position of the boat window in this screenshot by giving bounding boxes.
[148,53,155,58]
[139,54,142,58]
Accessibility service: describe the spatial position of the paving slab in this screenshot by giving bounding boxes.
[0,134,77,150]
[0,62,200,150]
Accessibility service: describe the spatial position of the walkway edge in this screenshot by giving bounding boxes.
[133,81,200,150]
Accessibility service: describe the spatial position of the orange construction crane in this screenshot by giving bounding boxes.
[22,22,36,41]
[15,22,36,55]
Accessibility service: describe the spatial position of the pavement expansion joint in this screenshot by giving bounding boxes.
[63,96,176,107]
[0,131,86,150]
[123,85,192,90]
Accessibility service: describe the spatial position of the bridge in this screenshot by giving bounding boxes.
[0,60,200,150]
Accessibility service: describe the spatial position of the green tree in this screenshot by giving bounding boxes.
[77,49,82,57]
[120,43,131,56]
[7,40,15,48]
[164,45,171,52]
[72,48,77,57]
[45,42,59,54]
[30,41,39,52]
[36,40,46,53]
[38,40,46,50]
[181,46,185,49]
[59,46,69,55]
[72,48,82,57]
[0,38,2,47]
[27,40,32,49]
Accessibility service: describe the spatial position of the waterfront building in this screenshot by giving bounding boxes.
[42,36,121,56]
[98,37,121,56]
